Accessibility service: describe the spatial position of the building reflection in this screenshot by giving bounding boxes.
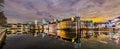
[44,30,82,48]
[41,32,46,38]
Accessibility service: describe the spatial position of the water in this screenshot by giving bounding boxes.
[1,29,120,49]
[2,33,74,49]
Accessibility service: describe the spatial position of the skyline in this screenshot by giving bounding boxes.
[3,0,120,23]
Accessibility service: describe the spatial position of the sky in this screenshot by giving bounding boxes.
[3,0,120,23]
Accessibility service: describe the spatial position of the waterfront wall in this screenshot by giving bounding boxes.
[0,29,6,46]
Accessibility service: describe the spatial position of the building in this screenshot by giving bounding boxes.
[0,12,7,27]
[110,16,120,33]
[110,16,120,28]
[0,0,7,27]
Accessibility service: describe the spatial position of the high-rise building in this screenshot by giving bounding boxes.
[0,0,7,27]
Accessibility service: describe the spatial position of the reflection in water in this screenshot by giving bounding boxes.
[43,29,120,48]
[114,39,119,45]
[34,33,38,37]
[0,42,5,49]
[5,26,120,49]
[74,38,81,48]
[59,30,82,48]
[74,41,81,48]
[44,29,82,48]
[58,30,76,38]
[31,32,39,37]
[41,32,46,38]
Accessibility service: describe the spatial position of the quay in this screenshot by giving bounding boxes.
[0,29,6,47]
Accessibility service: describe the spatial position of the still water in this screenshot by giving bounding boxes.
[1,29,120,49]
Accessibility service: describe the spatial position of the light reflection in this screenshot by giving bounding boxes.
[114,39,119,45]
[41,32,46,38]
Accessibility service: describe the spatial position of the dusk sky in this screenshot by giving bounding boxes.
[4,0,120,23]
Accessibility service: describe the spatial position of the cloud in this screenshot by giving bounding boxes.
[4,0,120,23]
